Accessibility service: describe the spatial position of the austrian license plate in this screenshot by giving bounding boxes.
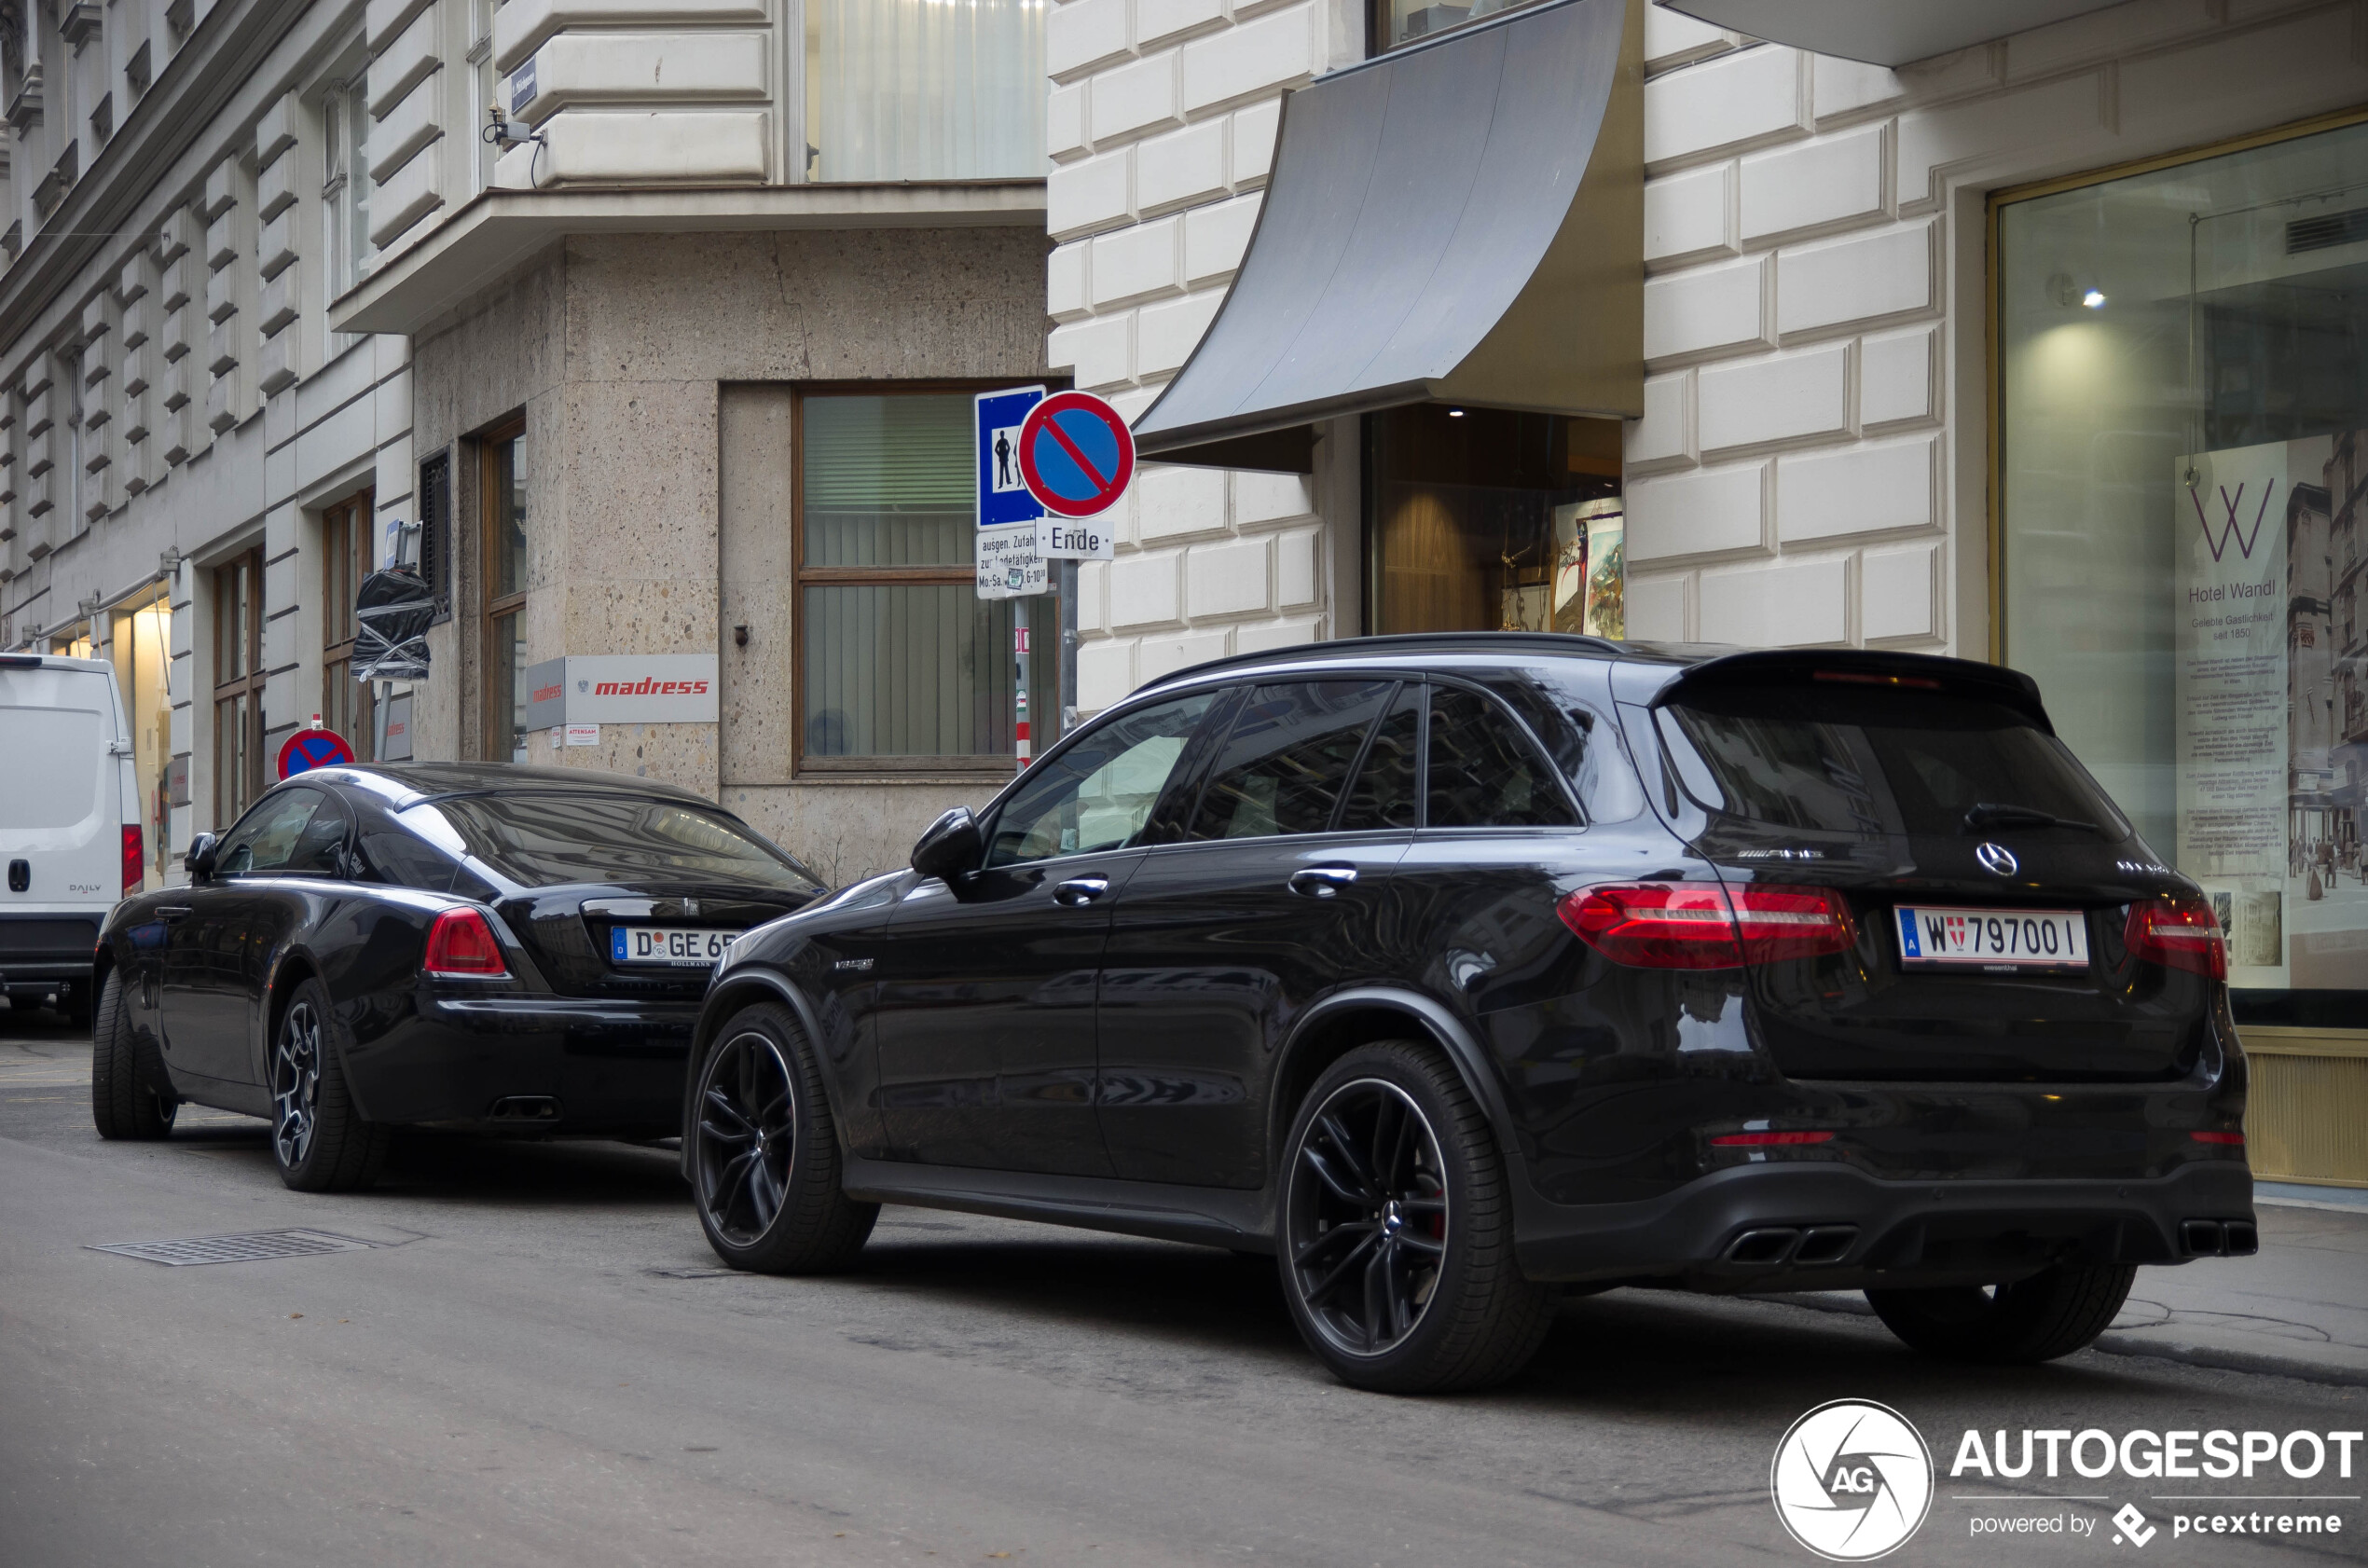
[1893,906,2090,971]
[611,927,737,967]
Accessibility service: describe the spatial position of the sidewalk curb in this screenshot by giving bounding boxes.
[1769,1292,2368,1389]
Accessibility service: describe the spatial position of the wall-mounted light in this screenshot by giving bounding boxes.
[2082,289,2107,309]
[158,546,184,579]
[1446,408,1466,418]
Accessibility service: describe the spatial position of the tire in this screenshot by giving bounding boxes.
[89,970,176,1141]
[689,1003,878,1273]
[1276,1040,1554,1394]
[268,978,390,1192]
[1866,1262,2137,1364]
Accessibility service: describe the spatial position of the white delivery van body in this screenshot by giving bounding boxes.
[1,653,139,1020]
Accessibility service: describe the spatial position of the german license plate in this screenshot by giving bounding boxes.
[1894,906,2089,971]
[611,927,737,967]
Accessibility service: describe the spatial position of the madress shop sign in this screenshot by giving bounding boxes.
[521,654,721,730]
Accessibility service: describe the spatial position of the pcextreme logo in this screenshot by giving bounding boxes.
[1771,1400,1935,1561]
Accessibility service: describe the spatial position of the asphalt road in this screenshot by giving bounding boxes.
[3,1007,2362,1568]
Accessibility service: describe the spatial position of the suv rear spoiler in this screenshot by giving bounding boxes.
[1644,649,2054,734]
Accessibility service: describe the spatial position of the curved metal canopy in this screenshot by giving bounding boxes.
[1132,0,1642,471]
[1654,0,2130,67]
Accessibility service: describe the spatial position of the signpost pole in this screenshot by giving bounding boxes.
[1057,559,1079,741]
[1013,600,1032,776]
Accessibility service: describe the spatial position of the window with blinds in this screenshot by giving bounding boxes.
[794,388,1056,771]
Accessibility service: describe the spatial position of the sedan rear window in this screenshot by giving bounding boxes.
[1660,685,2129,840]
[429,794,818,886]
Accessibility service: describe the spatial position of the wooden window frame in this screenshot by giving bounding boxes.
[321,488,377,762]
[212,547,267,829]
[791,380,1062,779]
[478,417,528,763]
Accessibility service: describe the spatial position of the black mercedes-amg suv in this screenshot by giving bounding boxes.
[680,635,2253,1393]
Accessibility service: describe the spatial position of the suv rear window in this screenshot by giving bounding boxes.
[1659,685,2129,840]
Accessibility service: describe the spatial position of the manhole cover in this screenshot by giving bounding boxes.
[89,1229,377,1266]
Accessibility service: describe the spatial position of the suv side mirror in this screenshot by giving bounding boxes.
[910,807,983,883]
[186,832,220,884]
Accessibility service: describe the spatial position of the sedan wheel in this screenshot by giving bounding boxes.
[1278,1041,1554,1393]
[268,978,390,1192]
[689,1003,876,1273]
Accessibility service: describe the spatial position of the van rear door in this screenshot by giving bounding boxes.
[1,659,129,946]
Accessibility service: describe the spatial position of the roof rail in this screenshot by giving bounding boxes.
[1143,631,1629,690]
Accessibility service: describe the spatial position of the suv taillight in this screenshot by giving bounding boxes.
[2125,892,2225,980]
[424,908,509,977]
[1556,883,1853,970]
[121,825,144,895]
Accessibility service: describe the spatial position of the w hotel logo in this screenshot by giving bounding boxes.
[2191,479,2274,561]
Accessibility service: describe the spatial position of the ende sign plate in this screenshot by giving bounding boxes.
[521,654,721,730]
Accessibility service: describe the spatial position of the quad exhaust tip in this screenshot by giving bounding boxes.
[1723,1224,1858,1268]
[488,1095,561,1122]
[2180,1218,2258,1258]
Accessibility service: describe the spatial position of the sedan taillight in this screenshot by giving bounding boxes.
[1556,883,1853,970]
[121,825,145,895]
[2125,892,2225,980]
[424,908,510,977]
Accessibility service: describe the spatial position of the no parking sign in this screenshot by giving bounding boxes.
[278,727,355,778]
[1018,392,1135,524]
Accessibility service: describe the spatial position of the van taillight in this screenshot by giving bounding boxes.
[424,909,509,977]
[2125,892,2226,980]
[121,825,144,895]
[1557,883,1853,969]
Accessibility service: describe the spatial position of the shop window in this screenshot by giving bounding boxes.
[1370,0,1547,51]
[794,389,1055,772]
[479,422,528,763]
[1997,115,2368,1025]
[805,0,1044,180]
[1364,404,1624,638]
[110,588,173,889]
[213,548,266,826]
[322,490,376,761]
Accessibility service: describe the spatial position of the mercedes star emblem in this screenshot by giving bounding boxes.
[1976,842,2018,877]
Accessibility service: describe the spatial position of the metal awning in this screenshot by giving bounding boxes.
[1652,0,2131,66]
[1132,0,1642,471]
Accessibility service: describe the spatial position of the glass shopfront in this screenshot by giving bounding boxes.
[1364,404,1626,639]
[1998,116,2368,1041]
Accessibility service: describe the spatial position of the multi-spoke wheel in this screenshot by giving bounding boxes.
[1287,1080,1450,1357]
[1279,1041,1554,1393]
[689,1002,876,1273]
[268,977,389,1192]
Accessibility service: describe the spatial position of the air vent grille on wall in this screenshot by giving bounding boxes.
[2286,208,2368,254]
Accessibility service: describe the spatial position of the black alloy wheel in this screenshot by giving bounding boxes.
[268,978,390,1192]
[1279,1041,1554,1394]
[690,1003,876,1273]
[1289,1079,1451,1356]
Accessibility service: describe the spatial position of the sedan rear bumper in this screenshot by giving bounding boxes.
[1514,1157,2255,1290]
[337,990,699,1134]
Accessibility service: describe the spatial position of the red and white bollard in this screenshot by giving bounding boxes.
[1014,609,1032,774]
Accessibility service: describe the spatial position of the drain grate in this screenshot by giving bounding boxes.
[89,1229,377,1267]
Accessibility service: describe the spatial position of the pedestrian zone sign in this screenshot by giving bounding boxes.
[977,386,1046,530]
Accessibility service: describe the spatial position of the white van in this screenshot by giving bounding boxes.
[1,653,140,1025]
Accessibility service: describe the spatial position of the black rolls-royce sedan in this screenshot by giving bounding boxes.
[89,763,823,1190]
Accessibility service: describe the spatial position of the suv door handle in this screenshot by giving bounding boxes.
[155,906,194,921]
[1288,866,1359,899]
[1053,875,1111,907]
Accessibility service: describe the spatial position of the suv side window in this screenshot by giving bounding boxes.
[1337,681,1420,831]
[1425,685,1578,829]
[1187,681,1397,841]
[985,692,1218,867]
[215,788,346,875]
